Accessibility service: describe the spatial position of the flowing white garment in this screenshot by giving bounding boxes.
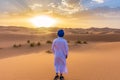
[52,37,69,73]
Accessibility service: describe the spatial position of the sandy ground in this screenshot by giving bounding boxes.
[0,42,120,80]
[0,27,120,80]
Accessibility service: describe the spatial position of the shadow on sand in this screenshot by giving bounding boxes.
[0,44,52,59]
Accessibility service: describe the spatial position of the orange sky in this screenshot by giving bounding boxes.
[0,0,120,29]
[0,13,120,29]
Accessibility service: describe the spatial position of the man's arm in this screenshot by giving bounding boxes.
[51,40,55,53]
[65,40,69,59]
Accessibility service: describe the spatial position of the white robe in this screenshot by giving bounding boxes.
[52,37,69,73]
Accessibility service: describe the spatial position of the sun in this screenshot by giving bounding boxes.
[29,15,56,28]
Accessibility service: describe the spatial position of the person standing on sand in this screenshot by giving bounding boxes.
[52,29,69,80]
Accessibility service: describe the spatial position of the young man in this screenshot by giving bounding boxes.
[52,29,69,80]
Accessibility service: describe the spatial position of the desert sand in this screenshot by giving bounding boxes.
[0,26,120,80]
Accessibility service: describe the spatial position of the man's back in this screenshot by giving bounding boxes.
[52,29,69,80]
[52,37,68,58]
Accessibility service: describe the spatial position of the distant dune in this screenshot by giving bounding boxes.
[0,26,120,44]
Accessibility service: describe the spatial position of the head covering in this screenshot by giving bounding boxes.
[57,29,64,37]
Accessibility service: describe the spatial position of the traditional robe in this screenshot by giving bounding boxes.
[52,37,69,73]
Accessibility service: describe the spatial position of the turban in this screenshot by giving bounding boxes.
[57,29,64,37]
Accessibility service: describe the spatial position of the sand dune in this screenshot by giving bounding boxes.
[0,42,120,80]
[0,26,120,80]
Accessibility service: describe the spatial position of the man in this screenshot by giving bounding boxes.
[52,29,69,80]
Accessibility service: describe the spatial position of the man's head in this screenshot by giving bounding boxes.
[57,29,64,37]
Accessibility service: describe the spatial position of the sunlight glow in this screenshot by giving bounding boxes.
[29,15,56,28]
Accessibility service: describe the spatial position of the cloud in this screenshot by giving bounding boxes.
[62,0,80,7]
[48,3,57,8]
[0,0,29,14]
[29,4,43,10]
[55,0,83,14]
[92,0,104,3]
[1,0,119,16]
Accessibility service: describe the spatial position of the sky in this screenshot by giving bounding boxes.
[0,0,120,28]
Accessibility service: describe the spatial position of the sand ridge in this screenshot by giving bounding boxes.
[0,26,120,80]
